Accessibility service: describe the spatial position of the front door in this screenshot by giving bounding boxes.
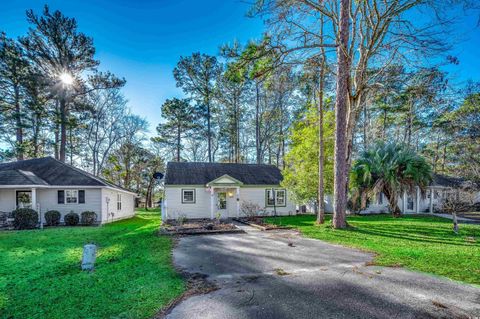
[16,190,32,209]
[216,192,227,218]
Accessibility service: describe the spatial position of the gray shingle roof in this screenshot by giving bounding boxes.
[432,174,479,189]
[0,170,48,186]
[0,157,132,192]
[165,162,283,185]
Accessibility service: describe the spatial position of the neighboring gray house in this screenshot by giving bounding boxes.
[0,157,136,224]
[162,162,296,220]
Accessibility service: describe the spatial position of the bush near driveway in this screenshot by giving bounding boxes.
[0,209,185,319]
[266,214,480,285]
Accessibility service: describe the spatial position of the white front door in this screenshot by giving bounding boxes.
[216,192,227,218]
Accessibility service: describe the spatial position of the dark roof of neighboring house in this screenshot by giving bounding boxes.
[431,173,479,189]
[0,169,49,186]
[0,157,132,192]
[165,162,284,185]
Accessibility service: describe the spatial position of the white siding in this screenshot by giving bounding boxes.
[0,187,135,224]
[37,188,102,223]
[164,186,296,220]
[239,188,296,216]
[0,189,16,212]
[100,188,135,224]
[164,187,211,219]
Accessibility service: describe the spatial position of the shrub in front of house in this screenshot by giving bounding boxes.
[45,210,61,226]
[81,211,97,225]
[64,212,79,226]
[11,208,38,230]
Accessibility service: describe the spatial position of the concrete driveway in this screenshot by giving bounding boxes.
[166,224,480,319]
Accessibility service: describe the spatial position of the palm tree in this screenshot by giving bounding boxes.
[350,142,432,217]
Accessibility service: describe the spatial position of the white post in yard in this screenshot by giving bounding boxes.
[415,186,420,214]
[236,187,240,218]
[210,187,215,220]
[161,198,167,223]
[37,203,42,229]
[429,188,434,214]
[402,192,407,213]
[31,188,37,210]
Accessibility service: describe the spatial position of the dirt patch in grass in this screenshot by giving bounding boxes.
[154,272,218,318]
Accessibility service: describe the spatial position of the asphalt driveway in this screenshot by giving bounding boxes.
[166,224,480,319]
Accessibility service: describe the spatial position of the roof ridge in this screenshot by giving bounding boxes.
[167,161,279,167]
[49,157,108,187]
[49,157,134,193]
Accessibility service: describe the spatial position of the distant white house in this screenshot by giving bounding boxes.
[0,157,137,224]
[320,174,480,215]
[162,162,296,220]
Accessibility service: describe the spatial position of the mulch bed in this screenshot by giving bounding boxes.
[159,219,244,235]
[233,217,293,231]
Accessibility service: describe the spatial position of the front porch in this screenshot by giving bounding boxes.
[207,174,242,219]
[0,187,41,213]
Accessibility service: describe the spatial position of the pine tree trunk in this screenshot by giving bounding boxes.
[255,82,261,164]
[14,85,23,160]
[206,97,212,162]
[317,82,325,224]
[59,99,67,162]
[332,0,350,229]
[32,111,41,157]
[363,103,368,150]
[317,43,326,225]
[54,101,60,160]
[177,125,181,162]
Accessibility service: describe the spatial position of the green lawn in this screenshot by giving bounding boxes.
[0,208,185,319]
[266,214,480,285]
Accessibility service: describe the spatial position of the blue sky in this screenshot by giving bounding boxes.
[1,1,479,135]
[1,0,264,134]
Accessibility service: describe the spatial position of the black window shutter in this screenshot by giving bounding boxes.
[58,190,65,204]
[79,190,85,204]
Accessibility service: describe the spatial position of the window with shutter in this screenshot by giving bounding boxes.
[58,190,65,204]
[79,190,85,204]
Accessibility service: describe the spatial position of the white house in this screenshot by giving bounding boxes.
[0,157,137,225]
[162,162,296,220]
[319,174,480,214]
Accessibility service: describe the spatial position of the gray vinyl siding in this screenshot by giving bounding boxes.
[37,188,102,223]
[0,189,16,212]
[101,188,135,224]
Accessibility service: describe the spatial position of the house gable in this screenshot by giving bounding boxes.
[206,174,243,187]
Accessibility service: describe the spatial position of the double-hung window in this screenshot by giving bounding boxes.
[265,189,287,207]
[117,193,122,210]
[58,190,85,204]
[66,190,78,204]
[182,189,195,204]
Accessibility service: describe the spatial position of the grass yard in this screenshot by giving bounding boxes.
[0,208,185,319]
[266,214,480,285]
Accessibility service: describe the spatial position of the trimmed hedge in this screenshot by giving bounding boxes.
[45,210,61,226]
[12,208,38,229]
[81,211,97,226]
[64,212,79,226]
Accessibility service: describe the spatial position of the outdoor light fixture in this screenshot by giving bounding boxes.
[59,72,74,85]
[228,191,233,198]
